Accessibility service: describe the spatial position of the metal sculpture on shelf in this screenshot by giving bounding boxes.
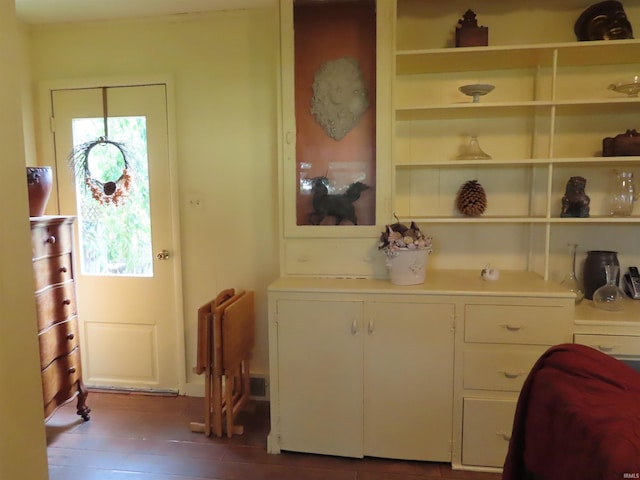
[561,176,591,218]
[574,0,634,41]
[308,175,370,225]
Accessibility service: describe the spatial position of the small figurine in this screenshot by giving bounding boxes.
[455,9,488,47]
[561,176,591,218]
[308,176,370,225]
[481,264,500,281]
[574,1,634,41]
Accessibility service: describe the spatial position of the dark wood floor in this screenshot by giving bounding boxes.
[46,391,502,480]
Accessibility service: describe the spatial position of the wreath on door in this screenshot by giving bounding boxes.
[67,87,134,206]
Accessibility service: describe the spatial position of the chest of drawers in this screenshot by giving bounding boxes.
[31,216,90,421]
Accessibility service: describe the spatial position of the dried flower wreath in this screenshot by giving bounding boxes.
[68,136,132,206]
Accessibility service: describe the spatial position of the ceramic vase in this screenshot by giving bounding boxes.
[27,166,53,217]
[583,250,619,300]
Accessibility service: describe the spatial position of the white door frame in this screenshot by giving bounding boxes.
[37,74,186,394]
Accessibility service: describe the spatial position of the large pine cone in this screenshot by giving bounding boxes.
[456,180,487,217]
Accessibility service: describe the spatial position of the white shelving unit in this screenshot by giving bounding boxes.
[393,28,640,278]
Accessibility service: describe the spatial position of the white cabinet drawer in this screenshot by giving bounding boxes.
[465,304,569,345]
[574,334,640,357]
[462,397,516,468]
[463,346,546,392]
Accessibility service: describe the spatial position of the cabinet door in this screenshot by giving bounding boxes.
[276,299,364,457]
[363,302,454,461]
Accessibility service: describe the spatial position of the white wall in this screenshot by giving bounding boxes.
[0,0,50,478]
[28,8,280,394]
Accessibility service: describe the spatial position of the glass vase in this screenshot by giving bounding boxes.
[592,264,625,311]
[458,135,492,160]
[560,243,584,304]
[609,170,638,217]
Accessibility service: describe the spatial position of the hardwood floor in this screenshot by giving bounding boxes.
[46,391,502,480]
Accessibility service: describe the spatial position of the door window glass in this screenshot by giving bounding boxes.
[71,117,153,276]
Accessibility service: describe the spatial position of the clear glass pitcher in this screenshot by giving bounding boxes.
[609,170,638,216]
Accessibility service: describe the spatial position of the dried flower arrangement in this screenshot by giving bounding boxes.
[378,217,433,255]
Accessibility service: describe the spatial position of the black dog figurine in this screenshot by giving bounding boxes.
[308,176,370,225]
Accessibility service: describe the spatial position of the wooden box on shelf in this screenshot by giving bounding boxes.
[30,216,90,421]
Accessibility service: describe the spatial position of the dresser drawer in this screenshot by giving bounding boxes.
[31,221,73,259]
[462,397,516,468]
[465,304,569,345]
[41,347,82,405]
[574,334,640,357]
[463,346,546,392]
[35,281,77,331]
[38,318,79,369]
[32,253,74,292]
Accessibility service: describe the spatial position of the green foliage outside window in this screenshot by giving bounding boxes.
[72,116,153,276]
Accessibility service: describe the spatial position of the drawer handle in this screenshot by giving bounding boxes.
[59,266,68,273]
[68,367,76,374]
[501,371,523,379]
[496,431,511,442]
[62,298,72,306]
[66,333,75,341]
[351,318,358,335]
[46,235,56,244]
[596,344,618,353]
[501,324,524,332]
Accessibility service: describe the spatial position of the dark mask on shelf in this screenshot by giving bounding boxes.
[574,1,634,41]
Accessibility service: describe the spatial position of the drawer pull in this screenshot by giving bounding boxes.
[368,319,375,335]
[68,367,76,374]
[46,235,56,244]
[66,333,75,340]
[596,344,618,353]
[62,298,72,306]
[59,266,68,273]
[501,324,524,332]
[501,371,523,379]
[496,431,512,442]
[351,318,358,335]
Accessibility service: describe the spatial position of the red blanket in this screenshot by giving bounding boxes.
[502,343,640,480]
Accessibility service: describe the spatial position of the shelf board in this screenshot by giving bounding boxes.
[394,156,640,168]
[394,98,639,119]
[393,215,640,224]
[396,39,640,75]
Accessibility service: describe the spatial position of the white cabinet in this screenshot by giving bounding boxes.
[268,278,455,461]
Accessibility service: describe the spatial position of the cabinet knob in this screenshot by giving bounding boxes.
[496,431,511,442]
[46,235,56,244]
[66,333,75,340]
[59,266,68,273]
[68,367,76,374]
[62,298,71,306]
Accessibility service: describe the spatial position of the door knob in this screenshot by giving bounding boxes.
[156,250,170,260]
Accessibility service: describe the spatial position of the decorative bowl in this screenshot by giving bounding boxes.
[608,75,640,97]
[458,83,495,103]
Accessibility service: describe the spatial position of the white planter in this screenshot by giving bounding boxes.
[385,249,429,285]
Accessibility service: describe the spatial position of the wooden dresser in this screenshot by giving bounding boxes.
[31,216,90,421]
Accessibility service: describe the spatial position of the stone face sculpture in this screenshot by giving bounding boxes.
[310,57,369,141]
[574,1,634,41]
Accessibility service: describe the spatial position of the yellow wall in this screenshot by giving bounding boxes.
[0,0,50,478]
[27,8,279,393]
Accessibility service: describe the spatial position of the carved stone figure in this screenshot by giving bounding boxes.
[574,1,634,41]
[561,176,591,218]
[310,57,369,141]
